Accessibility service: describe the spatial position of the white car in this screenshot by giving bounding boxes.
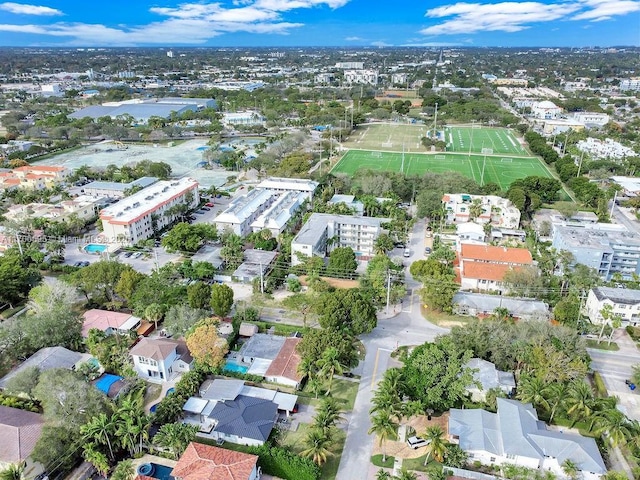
[406,436,430,449]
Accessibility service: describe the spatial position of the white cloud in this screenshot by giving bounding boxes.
[0,2,62,15]
[371,40,392,46]
[402,41,462,46]
[345,36,363,41]
[572,0,640,21]
[0,0,347,44]
[420,0,639,36]
[421,1,576,35]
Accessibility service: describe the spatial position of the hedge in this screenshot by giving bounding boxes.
[593,372,608,398]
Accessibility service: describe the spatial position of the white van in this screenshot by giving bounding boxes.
[406,436,429,449]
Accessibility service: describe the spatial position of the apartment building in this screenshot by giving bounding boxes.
[572,112,610,126]
[80,176,158,199]
[442,194,521,229]
[214,178,317,237]
[552,224,640,280]
[291,213,389,266]
[620,77,640,91]
[0,165,70,191]
[459,243,534,292]
[99,178,199,244]
[531,100,562,119]
[585,286,640,326]
[344,69,379,85]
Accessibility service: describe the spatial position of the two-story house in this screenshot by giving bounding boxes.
[130,338,193,383]
[585,286,640,327]
[459,243,534,292]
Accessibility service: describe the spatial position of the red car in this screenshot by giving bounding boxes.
[205,202,214,207]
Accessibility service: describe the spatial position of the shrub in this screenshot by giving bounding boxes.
[593,372,608,397]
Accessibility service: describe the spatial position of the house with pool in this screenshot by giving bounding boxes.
[82,309,141,337]
[130,338,193,383]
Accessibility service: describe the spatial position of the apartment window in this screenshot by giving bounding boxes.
[490,457,496,463]
[619,305,626,309]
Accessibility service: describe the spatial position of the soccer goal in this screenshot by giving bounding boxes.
[500,158,513,163]
[481,147,494,155]
[381,141,393,148]
[371,151,383,158]
[434,155,446,160]
[472,124,482,129]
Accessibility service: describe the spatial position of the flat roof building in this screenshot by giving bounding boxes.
[291,213,389,266]
[99,178,199,245]
[255,177,318,200]
[81,176,158,199]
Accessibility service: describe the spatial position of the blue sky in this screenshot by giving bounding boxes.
[0,0,638,47]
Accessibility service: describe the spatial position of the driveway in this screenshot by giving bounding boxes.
[336,219,449,480]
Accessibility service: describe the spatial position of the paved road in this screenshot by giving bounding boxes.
[336,219,449,480]
[610,202,640,234]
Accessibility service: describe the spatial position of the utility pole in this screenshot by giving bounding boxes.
[154,247,160,272]
[260,261,264,295]
[576,150,585,177]
[432,103,438,139]
[386,270,392,315]
[610,191,617,220]
[15,233,23,256]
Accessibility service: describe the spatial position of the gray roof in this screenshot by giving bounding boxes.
[453,292,549,318]
[466,358,515,392]
[238,333,286,362]
[0,347,86,389]
[83,176,158,193]
[70,103,194,121]
[449,398,606,474]
[69,105,114,119]
[200,379,244,401]
[293,213,389,246]
[233,249,278,282]
[209,394,277,442]
[592,286,640,305]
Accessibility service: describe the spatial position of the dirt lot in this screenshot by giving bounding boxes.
[299,275,359,289]
[372,413,449,459]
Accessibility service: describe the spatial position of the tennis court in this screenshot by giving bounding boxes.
[331,150,554,190]
[342,122,430,152]
[445,126,528,156]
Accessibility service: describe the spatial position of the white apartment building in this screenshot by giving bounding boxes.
[250,191,306,237]
[531,100,562,119]
[215,189,279,237]
[620,77,640,91]
[255,177,318,200]
[315,73,334,84]
[335,62,364,69]
[391,73,408,85]
[572,112,610,126]
[577,137,636,160]
[442,194,521,229]
[291,213,389,266]
[344,69,379,85]
[99,178,199,244]
[585,286,640,326]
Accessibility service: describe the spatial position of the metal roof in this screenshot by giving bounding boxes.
[592,286,640,305]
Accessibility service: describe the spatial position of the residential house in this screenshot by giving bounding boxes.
[464,358,516,402]
[443,194,521,229]
[456,223,485,245]
[328,194,364,216]
[0,406,44,477]
[4,195,102,223]
[0,346,91,390]
[264,337,304,389]
[130,338,193,383]
[172,442,259,480]
[235,333,286,376]
[232,249,278,284]
[291,213,389,266]
[100,178,199,245]
[182,379,296,446]
[458,244,534,292]
[82,309,142,337]
[449,398,606,479]
[585,286,640,326]
[452,292,549,321]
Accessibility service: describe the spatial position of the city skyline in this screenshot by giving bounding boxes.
[0,0,638,47]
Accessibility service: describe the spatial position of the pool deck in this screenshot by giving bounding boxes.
[143,378,179,414]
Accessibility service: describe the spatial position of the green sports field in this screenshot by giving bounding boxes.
[445,126,528,156]
[331,150,554,190]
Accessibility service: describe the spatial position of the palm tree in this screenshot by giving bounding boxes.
[317,347,345,395]
[81,413,116,460]
[423,425,447,466]
[592,409,634,447]
[516,375,550,411]
[561,459,579,480]
[545,383,568,422]
[393,468,418,480]
[300,429,333,466]
[154,423,198,459]
[308,377,323,399]
[0,463,25,480]
[566,381,595,428]
[368,410,399,463]
[376,469,392,480]
[111,460,135,480]
[297,357,315,381]
[315,397,345,430]
[82,443,110,478]
[145,303,165,330]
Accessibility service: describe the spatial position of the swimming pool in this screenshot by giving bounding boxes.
[224,359,249,374]
[84,243,107,253]
[137,463,174,480]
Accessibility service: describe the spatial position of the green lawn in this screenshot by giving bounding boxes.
[371,454,395,468]
[299,378,359,411]
[445,126,528,156]
[332,149,553,190]
[402,455,441,472]
[342,122,431,153]
[586,339,620,351]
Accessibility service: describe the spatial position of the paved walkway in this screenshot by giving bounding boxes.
[143,378,178,413]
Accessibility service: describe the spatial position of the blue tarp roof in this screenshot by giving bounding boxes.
[95,374,123,395]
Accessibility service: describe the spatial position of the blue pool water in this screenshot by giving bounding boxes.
[84,243,107,253]
[165,387,175,397]
[151,463,174,480]
[224,359,249,374]
[196,146,210,151]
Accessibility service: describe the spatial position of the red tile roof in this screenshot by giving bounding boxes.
[173,442,258,480]
[462,262,512,282]
[460,244,532,265]
[265,337,303,383]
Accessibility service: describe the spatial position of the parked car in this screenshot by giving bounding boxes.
[80,261,90,267]
[406,436,430,449]
[132,252,143,259]
[205,202,214,207]
[425,247,432,254]
[195,210,205,215]
[201,206,211,211]
[123,252,133,258]
[403,248,411,258]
